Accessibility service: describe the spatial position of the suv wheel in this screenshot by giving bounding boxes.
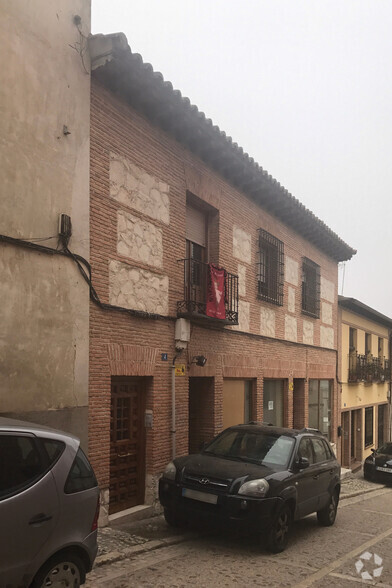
[317,489,338,526]
[266,503,291,553]
[31,552,85,588]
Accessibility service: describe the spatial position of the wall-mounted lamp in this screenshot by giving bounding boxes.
[191,355,207,367]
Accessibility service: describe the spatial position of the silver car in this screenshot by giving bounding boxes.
[0,418,100,587]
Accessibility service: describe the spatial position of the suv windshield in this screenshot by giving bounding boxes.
[203,429,295,467]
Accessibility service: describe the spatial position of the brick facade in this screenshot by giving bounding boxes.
[90,79,341,517]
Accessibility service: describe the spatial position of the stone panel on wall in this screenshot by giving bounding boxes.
[260,307,276,338]
[110,152,170,224]
[230,300,250,332]
[303,320,314,345]
[320,325,334,349]
[117,210,163,268]
[288,286,296,313]
[321,276,334,303]
[233,226,251,264]
[321,301,333,325]
[285,257,299,286]
[109,260,168,315]
[285,315,298,342]
[238,264,246,297]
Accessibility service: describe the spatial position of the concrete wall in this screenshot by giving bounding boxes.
[0,1,91,447]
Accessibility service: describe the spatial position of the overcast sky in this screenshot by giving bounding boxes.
[92,0,392,318]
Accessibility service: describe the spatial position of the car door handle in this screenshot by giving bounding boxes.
[313,475,319,480]
[29,513,53,526]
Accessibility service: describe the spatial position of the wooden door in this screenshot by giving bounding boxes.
[109,378,145,514]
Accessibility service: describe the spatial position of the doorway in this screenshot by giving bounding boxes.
[109,378,146,514]
[263,379,284,427]
[222,379,252,429]
[188,377,215,454]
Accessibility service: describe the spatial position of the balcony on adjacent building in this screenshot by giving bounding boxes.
[177,258,239,325]
[348,353,391,383]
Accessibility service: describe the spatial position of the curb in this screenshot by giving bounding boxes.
[340,485,386,501]
[95,532,197,568]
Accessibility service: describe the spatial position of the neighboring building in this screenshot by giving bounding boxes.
[0,1,91,446]
[89,33,356,521]
[339,296,392,469]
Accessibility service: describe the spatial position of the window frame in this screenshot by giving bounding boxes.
[301,257,320,318]
[256,229,284,306]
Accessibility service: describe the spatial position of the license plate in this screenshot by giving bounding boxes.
[376,466,392,473]
[182,488,218,504]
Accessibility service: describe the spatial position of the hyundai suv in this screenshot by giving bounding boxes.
[0,418,100,587]
[159,423,340,552]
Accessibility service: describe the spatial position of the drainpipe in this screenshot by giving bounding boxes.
[171,351,182,460]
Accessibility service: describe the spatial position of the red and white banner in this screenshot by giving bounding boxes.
[206,264,226,319]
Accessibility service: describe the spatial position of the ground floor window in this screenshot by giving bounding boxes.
[222,379,252,429]
[365,406,374,447]
[263,379,284,427]
[308,379,332,439]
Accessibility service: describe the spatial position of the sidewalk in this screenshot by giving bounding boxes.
[94,473,388,568]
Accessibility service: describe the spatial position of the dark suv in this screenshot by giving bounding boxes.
[159,423,340,552]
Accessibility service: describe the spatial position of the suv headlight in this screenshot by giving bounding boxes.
[163,461,177,481]
[238,478,269,498]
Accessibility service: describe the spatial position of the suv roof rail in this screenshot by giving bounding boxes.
[299,427,323,435]
[247,421,274,426]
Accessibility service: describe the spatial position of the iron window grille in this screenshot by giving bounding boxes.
[365,406,373,447]
[257,229,284,306]
[301,257,320,318]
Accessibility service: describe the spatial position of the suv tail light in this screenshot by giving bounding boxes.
[91,496,100,532]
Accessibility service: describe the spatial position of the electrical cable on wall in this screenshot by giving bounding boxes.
[0,233,172,322]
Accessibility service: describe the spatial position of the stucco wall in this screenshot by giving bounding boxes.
[0,1,91,443]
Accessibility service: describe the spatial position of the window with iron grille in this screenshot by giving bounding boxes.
[257,229,284,306]
[301,258,320,318]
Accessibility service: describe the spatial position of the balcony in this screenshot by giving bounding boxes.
[348,353,391,383]
[177,259,239,325]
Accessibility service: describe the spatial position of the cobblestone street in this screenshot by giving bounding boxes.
[86,477,392,587]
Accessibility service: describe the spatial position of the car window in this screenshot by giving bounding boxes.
[64,448,98,494]
[204,430,294,467]
[0,434,46,500]
[41,438,65,466]
[297,438,314,464]
[311,438,329,463]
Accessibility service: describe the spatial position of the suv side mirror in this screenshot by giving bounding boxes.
[297,456,310,470]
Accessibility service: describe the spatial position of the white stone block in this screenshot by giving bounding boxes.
[288,286,296,313]
[109,260,169,315]
[320,276,335,303]
[238,264,246,297]
[230,300,250,332]
[321,301,333,325]
[320,325,334,349]
[285,315,297,342]
[110,153,170,224]
[303,320,314,345]
[117,210,163,268]
[285,257,299,286]
[260,307,276,338]
[233,226,251,264]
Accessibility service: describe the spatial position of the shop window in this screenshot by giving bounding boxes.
[308,380,332,439]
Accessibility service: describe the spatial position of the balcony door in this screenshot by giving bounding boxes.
[186,203,207,311]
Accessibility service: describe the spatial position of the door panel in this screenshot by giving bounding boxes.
[110,379,145,514]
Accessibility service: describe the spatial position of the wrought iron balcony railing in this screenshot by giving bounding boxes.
[348,353,391,383]
[177,258,239,325]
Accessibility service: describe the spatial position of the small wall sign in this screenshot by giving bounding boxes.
[161,353,168,361]
[268,401,274,410]
[175,364,186,376]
